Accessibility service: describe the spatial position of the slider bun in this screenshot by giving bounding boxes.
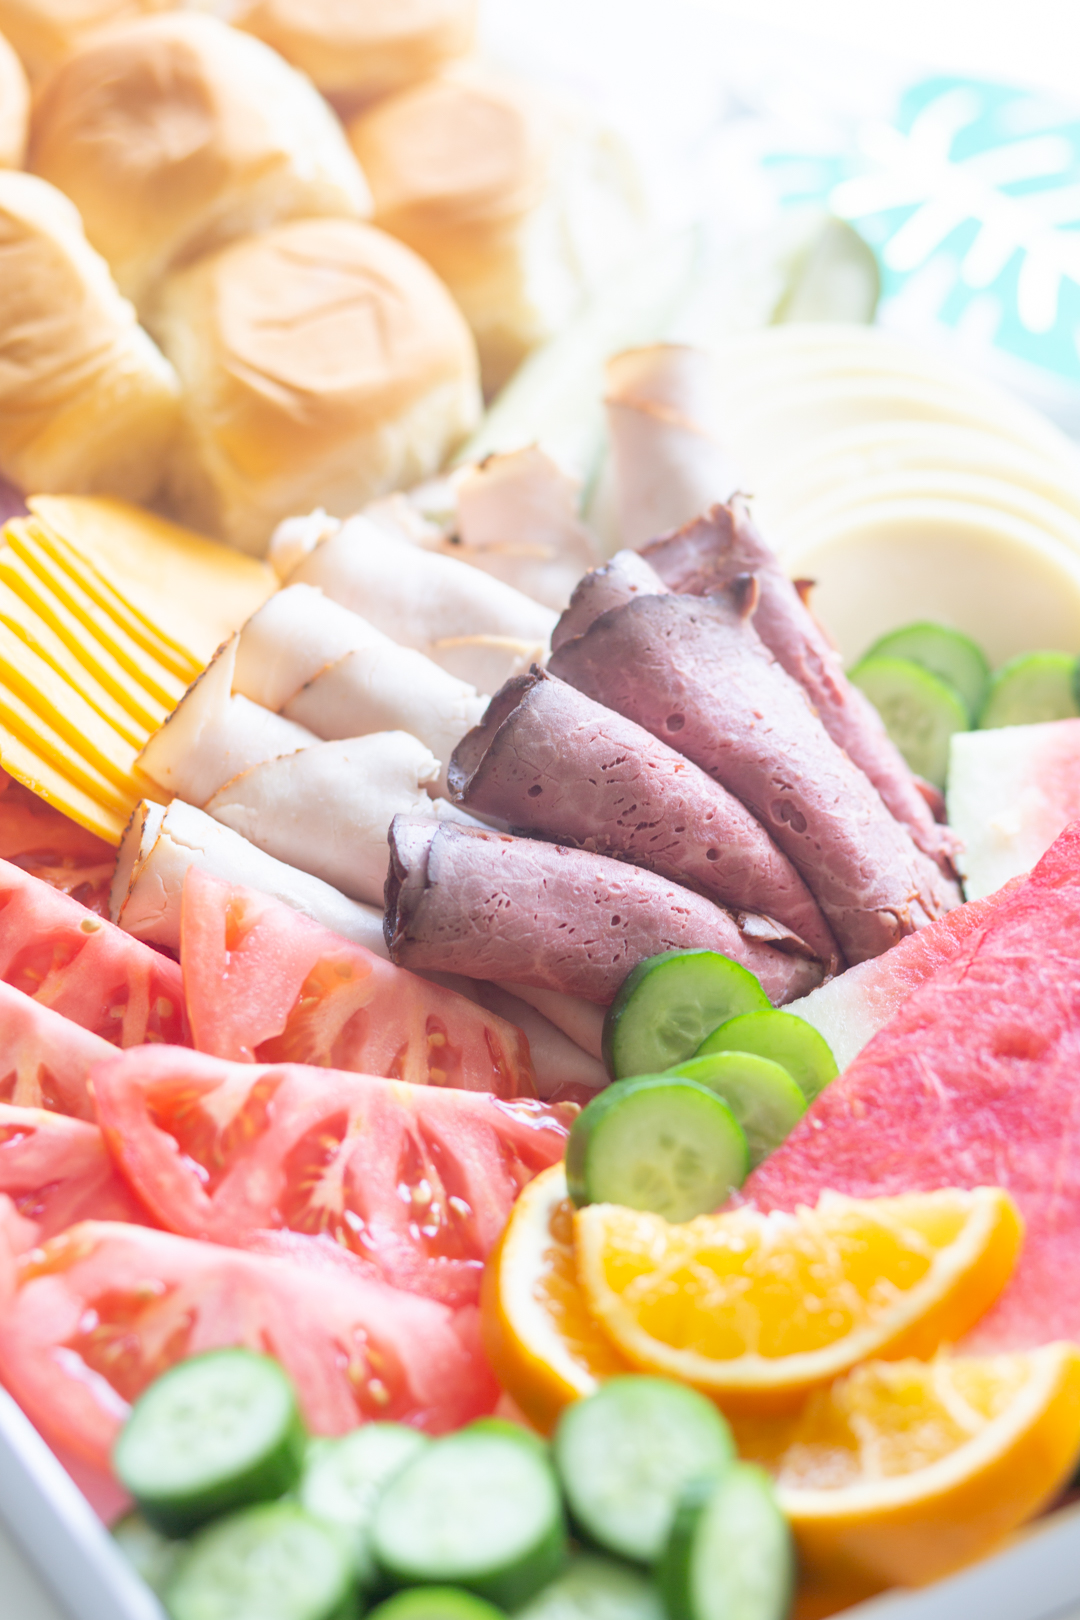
[349,69,647,395]
[0,0,169,81]
[0,170,180,500]
[154,217,480,556]
[231,0,477,103]
[0,28,29,166]
[29,12,372,308]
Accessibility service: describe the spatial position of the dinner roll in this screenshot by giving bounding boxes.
[29,12,372,308]
[0,28,29,166]
[0,172,180,499]
[231,0,477,105]
[154,217,481,556]
[349,68,647,395]
[0,0,166,80]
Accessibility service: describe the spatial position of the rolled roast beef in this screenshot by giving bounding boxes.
[385,817,827,1007]
[550,550,668,652]
[641,503,959,873]
[450,669,841,972]
[548,587,958,964]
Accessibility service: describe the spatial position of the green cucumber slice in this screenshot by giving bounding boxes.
[165,1501,357,1620]
[978,651,1080,729]
[603,951,770,1080]
[553,1378,733,1567]
[848,656,968,789]
[566,1077,749,1220]
[300,1424,429,1586]
[516,1554,665,1620]
[657,1466,793,1620]
[667,1052,806,1167]
[113,1350,306,1537]
[367,1590,506,1620]
[371,1423,566,1609]
[112,1512,186,1599]
[861,623,989,720]
[695,1010,838,1101]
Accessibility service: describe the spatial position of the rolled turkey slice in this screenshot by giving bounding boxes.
[137,635,317,807]
[548,586,958,964]
[641,502,960,874]
[233,583,389,712]
[605,345,741,550]
[111,799,386,954]
[287,516,556,692]
[385,817,826,1007]
[490,982,605,1062]
[450,669,841,972]
[550,549,668,652]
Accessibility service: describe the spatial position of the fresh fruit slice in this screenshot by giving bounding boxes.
[667,1053,806,1166]
[566,1077,749,1220]
[553,1377,734,1564]
[848,656,968,789]
[300,1425,429,1586]
[602,951,770,1080]
[695,1010,838,1101]
[657,1465,792,1620]
[164,1501,354,1620]
[480,1164,630,1436]
[516,1555,664,1620]
[861,623,990,720]
[769,1345,1080,1591]
[574,1188,1022,1407]
[979,651,1080,729]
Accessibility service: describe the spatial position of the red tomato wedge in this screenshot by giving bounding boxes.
[93,1046,572,1306]
[0,1221,498,1469]
[0,774,115,916]
[0,978,114,1120]
[0,1102,150,1247]
[0,860,189,1048]
[180,867,535,1097]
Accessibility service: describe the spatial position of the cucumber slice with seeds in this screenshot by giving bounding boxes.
[667,1052,806,1167]
[862,623,989,719]
[300,1424,429,1586]
[696,1010,838,1101]
[566,1077,749,1220]
[603,951,770,1080]
[657,1466,793,1620]
[368,1591,506,1620]
[113,1350,306,1537]
[848,656,968,789]
[165,1501,356,1620]
[516,1554,665,1620]
[978,651,1080,729]
[553,1378,734,1567]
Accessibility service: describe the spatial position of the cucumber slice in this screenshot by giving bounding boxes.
[667,1052,806,1167]
[657,1466,793,1620]
[165,1501,357,1620]
[113,1350,306,1537]
[861,623,989,720]
[603,951,770,1080]
[112,1512,186,1599]
[848,656,968,789]
[516,1554,665,1620]
[978,651,1080,729]
[300,1424,430,1586]
[371,1423,566,1609]
[553,1378,733,1567]
[368,1590,506,1620]
[566,1077,749,1220]
[696,1010,838,1101]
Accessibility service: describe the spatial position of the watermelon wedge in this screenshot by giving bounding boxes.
[948,719,1080,900]
[743,819,1080,1352]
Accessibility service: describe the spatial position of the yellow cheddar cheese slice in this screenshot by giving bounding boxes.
[0,681,138,822]
[0,724,129,844]
[0,632,139,794]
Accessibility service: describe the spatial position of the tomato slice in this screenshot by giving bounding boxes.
[180,867,535,1097]
[0,1221,499,1469]
[0,977,116,1120]
[0,860,190,1048]
[0,775,115,916]
[0,1103,150,1248]
[93,1046,573,1307]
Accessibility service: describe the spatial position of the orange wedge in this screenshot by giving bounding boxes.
[765,1345,1080,1590]
[574,1188,1023,1408]
[481,1164,630,1434]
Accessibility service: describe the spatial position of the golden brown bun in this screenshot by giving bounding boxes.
[29,12,372,308]
[0,27,28,166]
[0,171,180,499]
[153,217,481,556]
[231,0,476,103]
[349,69,647,395]
[0,0,176,80]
